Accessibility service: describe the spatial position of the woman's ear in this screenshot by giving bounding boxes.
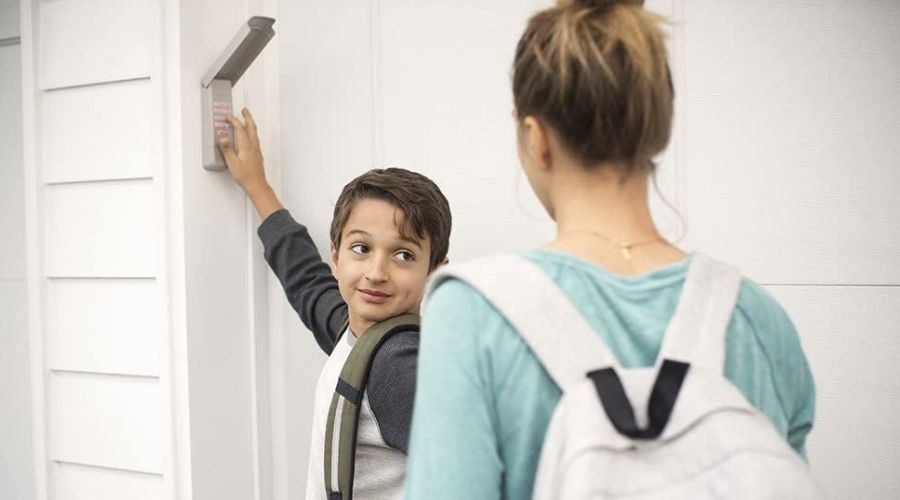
[523,115,552,171]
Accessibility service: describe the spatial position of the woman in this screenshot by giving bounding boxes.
[404,0,815,498]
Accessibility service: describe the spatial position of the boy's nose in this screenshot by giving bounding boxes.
[365,260,389,283]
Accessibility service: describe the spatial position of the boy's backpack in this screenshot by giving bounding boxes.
[323,313,420,500]
[430,253,823,499]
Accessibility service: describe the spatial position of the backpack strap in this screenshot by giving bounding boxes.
[323,313,420,500]
[585,253,741,440]
[657,253,742,372]
[427,254,617,391]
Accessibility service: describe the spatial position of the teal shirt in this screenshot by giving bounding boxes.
[404,250,815,500]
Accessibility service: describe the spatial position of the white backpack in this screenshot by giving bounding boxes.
[431,253,823,499]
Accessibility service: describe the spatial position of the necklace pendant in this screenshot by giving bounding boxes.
[621,246,633,260]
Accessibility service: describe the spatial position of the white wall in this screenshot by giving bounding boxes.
[15,0,280,499]
[0,1,35,499]
[19,0,171,498]
[680,3,900,498]
[276,1,900,499]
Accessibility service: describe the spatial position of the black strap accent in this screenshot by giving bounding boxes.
[328,493,342,500]
[587,359,689,440]
[336,378,360,405]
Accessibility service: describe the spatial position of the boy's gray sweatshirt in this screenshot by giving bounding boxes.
[257,209,418,498]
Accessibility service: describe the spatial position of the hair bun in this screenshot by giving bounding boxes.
[558,0,643,10]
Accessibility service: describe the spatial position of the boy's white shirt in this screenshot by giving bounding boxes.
[305,328,407,500]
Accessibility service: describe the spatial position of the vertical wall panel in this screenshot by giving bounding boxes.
[0,0,36,495]
[771,286,900,500]
[682,1,900,284]
[46,278,160,376]
[380,0,552,258]
[0,281,36,500]
[43,180,157,277]
[177,3,272,499]
[41,79,153,183]
[53,462,163,500]
[49,373,163,474]
[39,0,154,89]
[0,0,19,39]
[278,1,375,255]
[0,44,25,279]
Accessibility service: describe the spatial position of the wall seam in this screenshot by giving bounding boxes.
[671,0,689,245]
[41,75,150,92]
[369,0,383,168]
[21,0,49,497]
[0,36,21,47]
[54,460,165,478]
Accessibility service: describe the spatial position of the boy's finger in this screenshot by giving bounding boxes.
[226,113,245,130]
[242,108,257,133]
[242,108,261,149]
[226,114,250,151]
[218,138,240,166]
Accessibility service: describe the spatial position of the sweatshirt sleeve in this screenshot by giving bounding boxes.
[257,209,348,354]
[366,330,419,454]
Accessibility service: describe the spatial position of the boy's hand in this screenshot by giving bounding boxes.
[218,108,284,220]
[219,108,267,193]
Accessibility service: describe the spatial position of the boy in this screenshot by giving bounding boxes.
[219,109,452,499]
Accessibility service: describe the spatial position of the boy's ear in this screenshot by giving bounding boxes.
[329,244,339,275]
[432,256,449,273]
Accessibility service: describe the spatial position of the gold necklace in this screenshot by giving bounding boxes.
[558,230,665,261]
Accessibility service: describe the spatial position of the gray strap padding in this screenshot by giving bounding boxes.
[657,253,742,371]
[427,254,616,392]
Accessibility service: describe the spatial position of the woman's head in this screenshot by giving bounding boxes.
[512,0,673,179]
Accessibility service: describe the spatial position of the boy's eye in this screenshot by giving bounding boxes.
[395,250,415,262]
[350,243,369,254]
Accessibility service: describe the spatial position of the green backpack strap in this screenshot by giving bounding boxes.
[323,313,420,500]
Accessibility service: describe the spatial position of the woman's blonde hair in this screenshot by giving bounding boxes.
[512,0,673,176]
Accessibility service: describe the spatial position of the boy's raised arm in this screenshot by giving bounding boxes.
[256,211,348,354]
[219,108,283,220]
[220,108,348,354]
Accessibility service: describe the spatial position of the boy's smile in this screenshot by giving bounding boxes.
[331,198,433,336]
[358,288,391,304]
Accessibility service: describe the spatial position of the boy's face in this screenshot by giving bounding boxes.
[330,198,433,337]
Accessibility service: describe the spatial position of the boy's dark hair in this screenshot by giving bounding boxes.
[330,168,452,271]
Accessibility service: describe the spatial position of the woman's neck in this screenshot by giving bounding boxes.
[552,168,658,239]
[545,166,686,275]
